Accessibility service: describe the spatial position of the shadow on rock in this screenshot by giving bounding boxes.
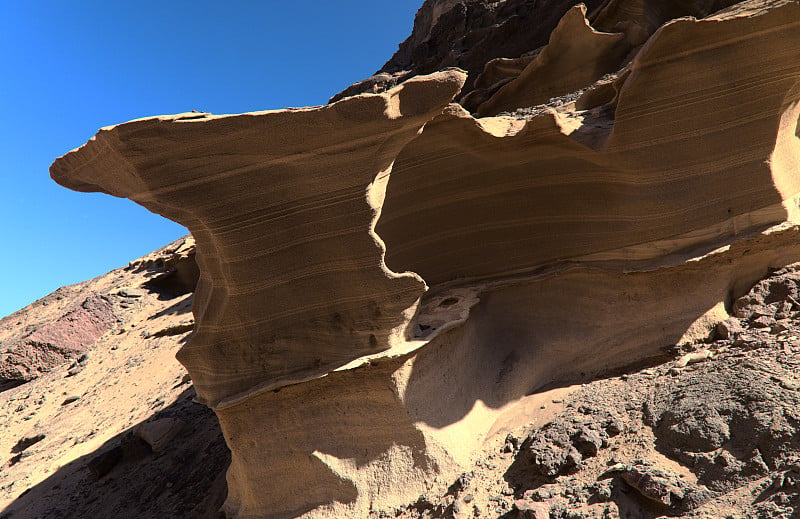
[0,386,229,519]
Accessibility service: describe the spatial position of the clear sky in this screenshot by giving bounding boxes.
[0,2,419,319]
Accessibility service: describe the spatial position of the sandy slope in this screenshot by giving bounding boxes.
[0,236,228,519]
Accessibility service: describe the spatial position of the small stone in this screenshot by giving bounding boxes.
[67,364,84,377]
[61,395,80,405]
[512,499,549,518]
[751,315,775,329]
[574,426,604,457]
[525,487,553,501]
[771,321,790,334]
[503,433,520,453]
[565,446,582,466]
[621,466,682,506]
[133,418,186,453]
[118,287,145,298]
[774,376,798,391]
[716,318,744,340]
[675,349,713,368]
[12,433,45,453]
[9,450,33,466]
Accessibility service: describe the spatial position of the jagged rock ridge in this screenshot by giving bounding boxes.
[49,1,800,517]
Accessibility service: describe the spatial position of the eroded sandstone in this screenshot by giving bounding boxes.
[50,1,800,517]
[52,70,467,408]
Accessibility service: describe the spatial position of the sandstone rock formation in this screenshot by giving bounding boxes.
[52,70,467,409]
[50,0,800,517]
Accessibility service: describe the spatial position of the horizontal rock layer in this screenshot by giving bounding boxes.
[379,1,800,285]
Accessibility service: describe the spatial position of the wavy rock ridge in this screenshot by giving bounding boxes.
[51,1,800,517]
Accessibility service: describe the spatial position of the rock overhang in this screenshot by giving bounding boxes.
[49,2,800,517]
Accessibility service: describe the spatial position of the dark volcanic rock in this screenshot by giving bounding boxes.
[11,433,46,454]
[332,0,608,102]
[330,0,743,105]
[522,410,620,478]
[644,343,800,493]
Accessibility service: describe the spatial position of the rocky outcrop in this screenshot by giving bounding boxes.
[52,70,467,408]
[330,0,743,104]
[50,0,800,517]
[330,0,609,102]
[0,293,117,385]
[0,235,200,389]
[133,235,199,297]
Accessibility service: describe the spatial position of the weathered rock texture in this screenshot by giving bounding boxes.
[0,293,117,385]
[330,0,743,105]
[52,70,467,408]
[50,0,800,517]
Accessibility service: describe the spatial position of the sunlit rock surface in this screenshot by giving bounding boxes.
[51,1,800,517]
[51,70,466,407]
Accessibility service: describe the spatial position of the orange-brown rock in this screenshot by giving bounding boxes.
[50,1,800,518]
[52,70,467,408]
[379,1,800,284]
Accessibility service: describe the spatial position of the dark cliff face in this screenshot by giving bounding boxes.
[381,0,610,80]
[330,0,741,105]
[331,0,607,102]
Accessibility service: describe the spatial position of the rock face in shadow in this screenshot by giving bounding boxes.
[330,0,609,102]
[50,1,800,517]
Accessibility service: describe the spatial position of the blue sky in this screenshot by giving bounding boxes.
[0,2,419,318]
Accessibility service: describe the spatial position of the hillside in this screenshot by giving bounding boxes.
[0,237,228,518]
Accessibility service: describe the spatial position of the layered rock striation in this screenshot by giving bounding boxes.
[51,1,800,517]
[52,71,466,407]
